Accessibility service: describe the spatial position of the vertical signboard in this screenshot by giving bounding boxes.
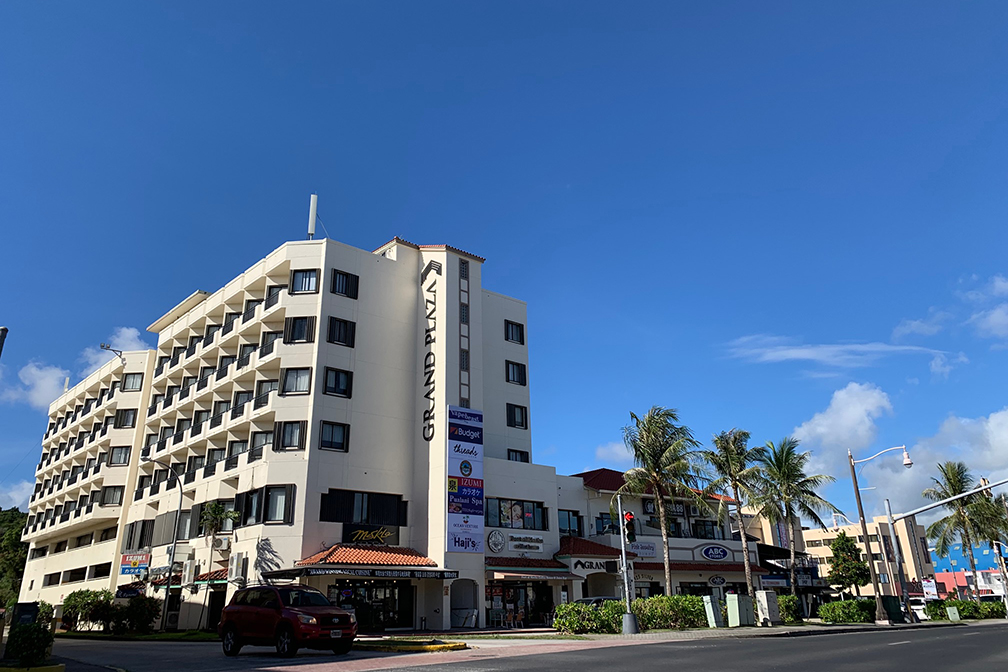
[446,405,484,553]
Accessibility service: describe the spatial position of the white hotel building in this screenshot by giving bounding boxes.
[21,233,758,632]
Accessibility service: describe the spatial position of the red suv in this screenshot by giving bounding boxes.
[218,585,357,657]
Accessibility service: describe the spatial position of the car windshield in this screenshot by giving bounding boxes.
[279,588,331,607]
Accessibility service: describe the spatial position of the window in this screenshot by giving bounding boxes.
[506,403,528,429]
[505,361,527,385]
[283,316,316,344]
[282,368,312,395]
[290,269,319,293]
[113,408,137,429]
[99,526,116,542]
[320,421,349,452]
[101,486,124,506]
[251,431,273,454]
[221,500,237,532]
[331,269,360,299]
[327,317,356,347]
[595,513,615,535]
[54,540,68,554]
[265,486,288,522]
[559,510,582,537]
[505,320,525,344]
[459,259,469,280]
[692,520,722,540]
[460,349,470,372]
[31,547,49,560]
[228,440,248,457]
[121,373,143,391]
[75,532,93,548]
[460,303,469,325]
[921,537,932,564]
[65,567,87,583]
[807,539,823,547]
[319,488,408,526]
[43,572,60,586]
[109,446,130,466]
[91,562,112,579]
[507,449,529,463]
[323,367,353,397]
[276,421,307,451]
[485,498,547,531]
[177,511,192,540]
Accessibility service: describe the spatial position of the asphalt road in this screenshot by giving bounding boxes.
[50,623,1008,672]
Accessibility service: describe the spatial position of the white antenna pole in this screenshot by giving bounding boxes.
[307,193,318,240]
[63,376,70,393]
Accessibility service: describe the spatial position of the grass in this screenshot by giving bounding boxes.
[55,630,219,642]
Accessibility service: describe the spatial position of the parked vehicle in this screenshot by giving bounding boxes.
[574,596,620,607]
[218,585,357,657]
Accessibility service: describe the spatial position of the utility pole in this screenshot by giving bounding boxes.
[849,450,890,624]
[0,326,8,360]
[616,494,639,634]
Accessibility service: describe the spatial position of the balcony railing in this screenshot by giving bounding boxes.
[222,319,236,336]
[162,396,173,410]
[248,447,262,463]
[259,340,275,358]
[148,404,158,418]
[210,413,224,429]
[179,385,191,401]
[155,362,165,377]
[265,291,281,310]
[242,305,257,323]
[224,456,239,471]
[190,422,203,438]
[203,331,216,348]
[141,446,150,459]
[186,343,198,358]
[170,353,180,368]
[216,363,230,381]
[150,481,161,495]
[134,487,144,501]
[60,511,70,523]
[203,462,217,478]
[236,353,251,371]
[184,470,197,485]
[197,375,210,391]
[230,404,246,421]
[156,438,167,453]
[173,431,184,445]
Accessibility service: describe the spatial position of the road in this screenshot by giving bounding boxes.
[52,623,1008,672]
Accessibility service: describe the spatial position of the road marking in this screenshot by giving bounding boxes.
[963,632,980,636]
[888,640,912,646]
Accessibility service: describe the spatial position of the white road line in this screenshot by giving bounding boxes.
[963,632,980,636]
[888,640,912,646]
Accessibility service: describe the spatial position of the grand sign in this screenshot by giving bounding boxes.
[420,259,441,442]
[342,523,400,546]
[446,406,484,553]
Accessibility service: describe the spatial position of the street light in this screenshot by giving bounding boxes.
[0,326,8,360]
[143,456,184,631]
[849,445,911,624]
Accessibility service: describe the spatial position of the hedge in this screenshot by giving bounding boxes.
[925,598,1004,620]
[818,599,875,624]
[553,595,707,634]
[5,623,55,667]
[778,595,802,624]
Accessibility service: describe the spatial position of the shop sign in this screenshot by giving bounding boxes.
[487,530,506,554]
[446,406,484,554]
[635,573,656,582]
[708,575,726,586]
[115,585,144,598]
[761,575,789,588]
[923,579,938,599]
[701,545,730,561]
[120,553,150,576]
[642,500,684,516]
[572,558,616,575]
[342,523,400,546]
[629,541,656,558]
[797,573,812,587]
[305,568,460,579]
[419,259,441,442]
[507,532,544,553]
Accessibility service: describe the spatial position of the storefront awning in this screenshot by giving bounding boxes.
[634,561,767,574]
[262,544,459,580]
[490,571,583,581]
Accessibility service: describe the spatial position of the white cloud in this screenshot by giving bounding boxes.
[992,275,1008,297]
[794,382,893,476]
[594,441,633,467]
[969,303,1008,339]
[929,352,968,380]
[728,335,940,368]
[0,480,33,510]
[79,327,152,376]
[892,310,952,340]
[0,361,70,410]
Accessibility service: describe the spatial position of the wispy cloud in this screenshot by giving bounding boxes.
[594,441,633,467]
[929,352,968,380]
[969,303,1008,339]
[0,362,69,410]
[728,335,941,368]
[0,480,33,509]
[79,327,152,376]
[892,310,952,340]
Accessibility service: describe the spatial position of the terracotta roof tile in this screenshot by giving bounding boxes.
[485,556,569,570]
[195,568,228,582]
[556,536,635,559]
[296,544,437,567]
[570,467,735,503]
[634,561,767,574]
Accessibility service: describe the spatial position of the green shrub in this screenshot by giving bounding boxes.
[778,595,802,624]
[980,601,1006,619]
[924,600,947,620]
[631,595,706,630]
[818,599,874,624]
[125,595,163,633]
[595,599,626,633]
[62,588,114,631]
[946,599,980,619]
[37,600,54,628]
[553,603,601,634]
[5,623,54,667]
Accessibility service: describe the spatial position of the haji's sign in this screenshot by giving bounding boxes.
[342,524,400,546]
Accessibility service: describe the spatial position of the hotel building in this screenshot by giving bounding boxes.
[21,231,761,632]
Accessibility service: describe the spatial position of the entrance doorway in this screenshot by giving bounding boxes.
[206,589,227,631]
[450,579,478,628]
[327,580,415,632]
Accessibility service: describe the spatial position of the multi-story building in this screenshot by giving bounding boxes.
[19,226,768,634]
[801,515,935,598]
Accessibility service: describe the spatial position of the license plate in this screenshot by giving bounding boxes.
[330,630,340,638]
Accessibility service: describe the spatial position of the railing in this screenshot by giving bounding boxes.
[156,438,167,453]
[186,343,198,358]
[150,481,161,495]
[179,385,191,400]
[68,474,78,486]
[259,339,275,358]
[60,512,70,523]
[210,413,224,429]
[197,375,210,391]
[148,404,158,417]
[265,290,281,309]
[242,305,257,323]
[203,462,217,478]
[222,319,236,336]
[230,403,246,420]
[173,431,184,445]
[100,425,108,437]
[190,422,203,438]
[248,447,262,463]
[141,446,150,458]
[155,362,165,377]
[224,456,239,471]
[184,470,197,484]
[254,392,271,410]
[134,487,144,501]
[73,508,82,518]
[162,396,173,410]
[203,330,216,348]
[236,353,251,370]
[170,353,180,367]
[216,363,230,381]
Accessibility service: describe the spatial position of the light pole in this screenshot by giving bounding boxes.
[616,494,639,634]
[848,445,912,624]
[144,456,184,631]
[0,326,8,360]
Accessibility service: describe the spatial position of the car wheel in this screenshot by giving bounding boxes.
[332,639,353,655]
[221,627,242,657]
[275,626,298,658]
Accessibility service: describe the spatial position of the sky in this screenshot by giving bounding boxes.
[3,2,1008,529]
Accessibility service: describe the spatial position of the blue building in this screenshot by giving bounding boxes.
[931,542,1008,573]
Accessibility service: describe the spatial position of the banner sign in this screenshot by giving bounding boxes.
[308,568,459,579]
[629,541,657,558]
[342,523,400,545]
[120,553,150,576]
[447,406,484,553]
[922,578,939,600]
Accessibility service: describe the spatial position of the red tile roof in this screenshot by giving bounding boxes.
[556,536,635,559]
[296,544,437,567]
[485,556,569,570]
[634,561,767,574]
[571,468,735,503]
[195,568,228,582]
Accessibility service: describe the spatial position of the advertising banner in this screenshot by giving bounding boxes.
[447,406,484,553]
[120,553,151,576]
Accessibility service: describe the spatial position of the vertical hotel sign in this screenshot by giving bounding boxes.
[446,405,484,553]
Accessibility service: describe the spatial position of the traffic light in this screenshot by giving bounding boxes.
[624,511,636,544]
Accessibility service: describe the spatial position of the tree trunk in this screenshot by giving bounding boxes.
[963,524,981,603]
[787,505,798,597]
[733,483,754,601]
[655,490,672,596]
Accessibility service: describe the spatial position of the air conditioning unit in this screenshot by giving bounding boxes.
[228,551,245,581]
[212,536,231,552]
[182,560,196,586]
[166,612,180,629]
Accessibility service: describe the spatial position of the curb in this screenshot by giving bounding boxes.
[731,621,967,639]
[353,642,468,653]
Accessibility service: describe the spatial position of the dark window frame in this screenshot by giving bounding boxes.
[289,269,320,294]
[320,421,350,452]
[506,403,528,429]
[505,320,525,345]
[327,316,357,348]
[330,269,360,299]
[505,360,527,386]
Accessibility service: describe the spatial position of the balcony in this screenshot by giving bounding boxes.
[162,395,173,411]
[203,462,217,478]
[186,342,198,358]
[179,385,191,401]
[210,413,224,429]
[150,481,161,496]
[184,470,197,485]
[134,487,144,502]
[230,404,246,421]
[156,438,167,453]
[242,304,258,323]
[222,319,236,337]
[259,340,275,358]
[173,431,185,445]
[216,363,230,382]
[248,447,262,464]
[155,362,166,377]
[224,456,239,471]
[197,375,210,391]
[170,353,180,368]
[236,353,252,371]
[148,404,158,418]
[190,422,204,439]
[141,446,151,459]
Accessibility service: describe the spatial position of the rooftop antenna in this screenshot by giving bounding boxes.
[63,376,70,393]
[307,193,318,240]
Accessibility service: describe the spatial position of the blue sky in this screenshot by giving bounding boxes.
[3,2,1008,525]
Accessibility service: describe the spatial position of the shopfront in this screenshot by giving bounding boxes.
[327,578,414,631]
[485,579,555,627]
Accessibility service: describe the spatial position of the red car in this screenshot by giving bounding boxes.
[218,585,357,657]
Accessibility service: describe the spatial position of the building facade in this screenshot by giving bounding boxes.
[801,515,935,598]
[20,233,764,634]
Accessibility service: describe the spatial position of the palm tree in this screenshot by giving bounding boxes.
[704,429,767,601]
[923,462,1008,603]
[753,437,839,597]
[614,406,710,596]
[196,502,240,629]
